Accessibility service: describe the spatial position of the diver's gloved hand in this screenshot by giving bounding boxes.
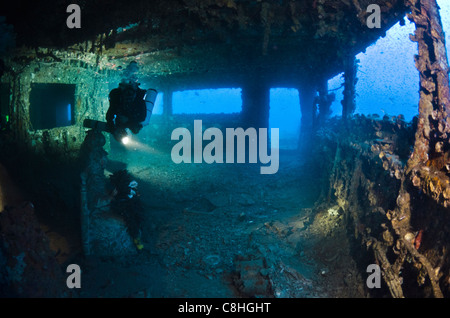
[129,123,143,134]
[113,128,128,143]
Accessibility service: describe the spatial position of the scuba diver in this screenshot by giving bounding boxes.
[83,62,157,143]
[85,61,158,144]
[106,79,147,142]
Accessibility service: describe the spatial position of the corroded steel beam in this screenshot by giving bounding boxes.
[407,0,450,169]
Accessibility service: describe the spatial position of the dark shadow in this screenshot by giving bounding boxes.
[105,159,128,173]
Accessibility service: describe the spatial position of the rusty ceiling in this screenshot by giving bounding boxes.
[1,0,409,85]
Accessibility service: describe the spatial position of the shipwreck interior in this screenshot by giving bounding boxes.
[1,0,450,299]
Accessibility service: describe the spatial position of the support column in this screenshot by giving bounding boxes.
[241,81,270,129]
[298,81,316,150]
[341,55,357,119]
[407,0,450,170]
[163,88,173,118]
[379,0,449,299]
[316,79,334,127]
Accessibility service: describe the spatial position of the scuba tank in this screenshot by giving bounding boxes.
[141,89,158,126]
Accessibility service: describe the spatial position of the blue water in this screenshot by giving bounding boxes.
[329,18,419,121]
[153,92,164,115]
[172,88,242,114]
[330,0,450,122]
[269,88,301,149]
[155,1,450,146]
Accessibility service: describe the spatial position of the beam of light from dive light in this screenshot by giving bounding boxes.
[121,136,161,154]
[121,136,130,145]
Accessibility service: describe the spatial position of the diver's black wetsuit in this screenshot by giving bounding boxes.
[106,83,147,134]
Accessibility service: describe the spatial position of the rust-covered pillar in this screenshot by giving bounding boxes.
[298,81,316,150]
[407,0,450,171]
[341,55,358,119]
[241,81,270,130]
[163,88,173,118]
[316,79,334,126]
[387,0,449,299]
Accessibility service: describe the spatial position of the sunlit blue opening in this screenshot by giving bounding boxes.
[172,88,242,114]
[269,88,300,149]
[327,19,419,121]
[355,18,418,122]
[67,104,72,122]
[30,83,75,130]
[55,102,72,127]
[327,0,450,122]
[152,92,163,115]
